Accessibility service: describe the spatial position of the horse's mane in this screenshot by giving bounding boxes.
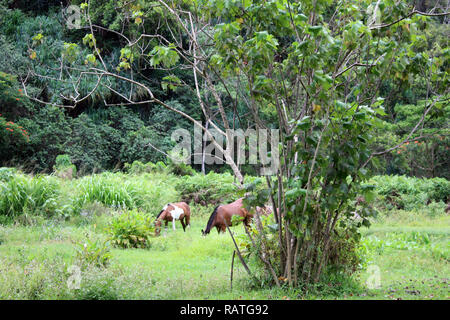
[156,210,164,219]
[157,203,172,219]
[156,208,165,219]
[205,205,220,233]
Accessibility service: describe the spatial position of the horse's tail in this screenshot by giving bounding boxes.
[203,205,219,235]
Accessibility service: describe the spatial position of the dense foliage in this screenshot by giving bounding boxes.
[0,1,446,179]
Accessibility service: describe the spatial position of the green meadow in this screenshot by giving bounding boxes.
[0,170,448,300]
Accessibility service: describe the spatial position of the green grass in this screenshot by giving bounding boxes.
[0,212,254,299]
[1,208,448,300]
[0,171,448,300]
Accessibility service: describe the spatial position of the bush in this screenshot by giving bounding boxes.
[325,227,363,276]
[107,209,155,249]
[239,212,363,287]
[367,175,450,211]
[0,167,17,182]
[54,154,77,179]
[167,161,196,176]
[124,160,157,175]
[174,172,238,205]
[123,160,168,175]
[165,151,196,176]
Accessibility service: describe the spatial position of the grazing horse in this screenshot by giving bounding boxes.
[155,202,190,236]
[201,198,253,235]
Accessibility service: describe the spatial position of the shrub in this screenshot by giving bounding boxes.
[54,154,77,179]
[367,175,450,211]
[0,167,17,182]
[325,227,363,276]
[107,209,155,249]
[123,160,169,175]
[154,161,168,173]
[124,160,157,175]
[239,212,363,286]
[167,161,196,176]
[174,172,238,205]
[165,152,196,176]
[428,178,450,203]
[55,154,72,169]
[236,212,279,261]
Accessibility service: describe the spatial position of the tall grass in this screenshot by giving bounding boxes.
[0,172,60,218]
[74,174,140,210]
[73,172,178,215]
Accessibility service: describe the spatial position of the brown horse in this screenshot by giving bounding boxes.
[155,202,191,236]
[201,198,253,235]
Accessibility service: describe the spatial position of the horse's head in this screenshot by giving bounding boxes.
[154,206,171,236]
[201,205,220,237]
[154,219,162,236]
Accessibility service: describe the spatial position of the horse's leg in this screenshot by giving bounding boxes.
[186,206,191,228]
[180,218,186,232]
[172,218,176,231]
[162,220,167,237]
[185,213,190,229]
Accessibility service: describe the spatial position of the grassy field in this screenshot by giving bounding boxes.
[0,171,448,300]
[0,207,448,300]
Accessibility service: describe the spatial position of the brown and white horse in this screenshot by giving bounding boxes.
[155,202,191,236]
[201,198,253,235]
